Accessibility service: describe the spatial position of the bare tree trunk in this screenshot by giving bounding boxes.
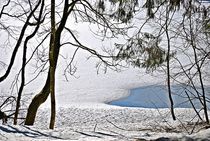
[14,0,44,125]
[25,0,76,126]
[166,57,176,120]
[49,0,56,129]
[191,42,209,124]
[165,6,176,121]
[13,39,26,125]
[188,2,209,124]
[25,74,50,125]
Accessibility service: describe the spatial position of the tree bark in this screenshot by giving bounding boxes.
[14,0,44,125]
[165,6,176,120]
[25,0,76,126]
[25,73,50,125]
[49,0,56,129]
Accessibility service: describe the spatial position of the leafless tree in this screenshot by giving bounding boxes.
[0,0,137,128]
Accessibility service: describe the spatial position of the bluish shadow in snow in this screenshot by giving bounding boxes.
[109,85,210,108]
[0,125,63,139]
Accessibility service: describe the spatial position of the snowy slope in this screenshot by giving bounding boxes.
[1,107,210,141]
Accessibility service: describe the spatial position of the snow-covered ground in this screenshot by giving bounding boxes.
[1,107,210,141]
[0,53,210,141]
[1,0,210,140]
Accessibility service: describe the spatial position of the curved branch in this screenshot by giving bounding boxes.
[0,0,10,19]
[14,0,44,125]
[64,27,119,68]
[0,0,43,83]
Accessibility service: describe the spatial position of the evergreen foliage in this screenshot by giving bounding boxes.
[115,32,174,72]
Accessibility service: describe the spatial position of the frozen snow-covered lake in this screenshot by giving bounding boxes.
[109,85,210,108]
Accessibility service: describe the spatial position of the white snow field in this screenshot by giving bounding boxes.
[0,53,210,141]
